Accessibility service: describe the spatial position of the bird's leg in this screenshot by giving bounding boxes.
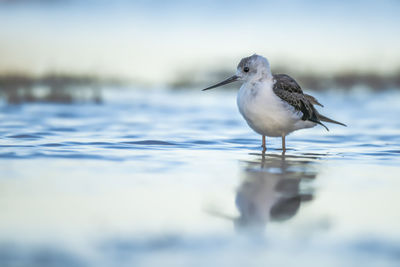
[262,135,266,152]
[281,135,286,154]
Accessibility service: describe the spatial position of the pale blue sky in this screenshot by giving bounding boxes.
[1,0,399,83]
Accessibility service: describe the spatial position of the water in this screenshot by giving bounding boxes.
[0,87,400,267]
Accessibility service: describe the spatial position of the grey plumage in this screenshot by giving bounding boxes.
[237,55,261,75]
[272,74,346,130]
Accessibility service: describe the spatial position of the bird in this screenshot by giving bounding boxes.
[202,54,346,153]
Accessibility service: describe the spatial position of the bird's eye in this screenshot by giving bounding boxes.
[243,67,249,73]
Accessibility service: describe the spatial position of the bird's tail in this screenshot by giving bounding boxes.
[318,114,347,127]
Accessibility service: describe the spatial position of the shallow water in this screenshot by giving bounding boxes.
[0,88,400,267]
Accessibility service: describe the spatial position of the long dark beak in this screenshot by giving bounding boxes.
[202,75,239,91]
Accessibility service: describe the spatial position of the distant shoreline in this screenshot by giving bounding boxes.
[0,70,399,104]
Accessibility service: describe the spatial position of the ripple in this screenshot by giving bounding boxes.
[384,150,400,154]
[40,143,66,147]
[122,140,176,146]
[0,145,35,148]
[223,138,258,145]
[62,141,114,146]
[189,140,220,145]
[7,134,42,139]
[121,134,141,138]
[0,152,18,158]
[47,127,77,132]
[0,151,121,161]
[55,112,79,118]
[35,131,56,136]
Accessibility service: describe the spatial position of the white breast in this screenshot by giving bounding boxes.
[236,80,314,137]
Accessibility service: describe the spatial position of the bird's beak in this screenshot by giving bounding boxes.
[202,75,239,91]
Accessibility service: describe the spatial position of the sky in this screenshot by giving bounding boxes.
[1,0,400,84]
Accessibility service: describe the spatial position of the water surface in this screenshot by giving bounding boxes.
[0,88,400,267]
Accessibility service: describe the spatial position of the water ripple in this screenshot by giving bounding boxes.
[122,140,176,146]
[7,134,42,139]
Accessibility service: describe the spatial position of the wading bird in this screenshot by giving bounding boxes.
[203,54,346,153]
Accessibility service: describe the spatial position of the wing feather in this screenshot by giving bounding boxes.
[272,74,328,131]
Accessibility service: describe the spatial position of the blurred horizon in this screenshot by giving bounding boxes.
[1,0,400,86]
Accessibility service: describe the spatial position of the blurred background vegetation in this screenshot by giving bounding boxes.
[1,0,400,103]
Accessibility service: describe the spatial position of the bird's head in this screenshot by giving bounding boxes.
[203,54,271,91]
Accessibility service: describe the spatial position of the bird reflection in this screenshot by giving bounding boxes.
[207,153,318,233]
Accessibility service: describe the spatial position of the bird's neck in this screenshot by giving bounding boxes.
[246,72,273,86]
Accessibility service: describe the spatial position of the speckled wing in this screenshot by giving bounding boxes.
[272,74,328,130]
[273,74,304,94]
